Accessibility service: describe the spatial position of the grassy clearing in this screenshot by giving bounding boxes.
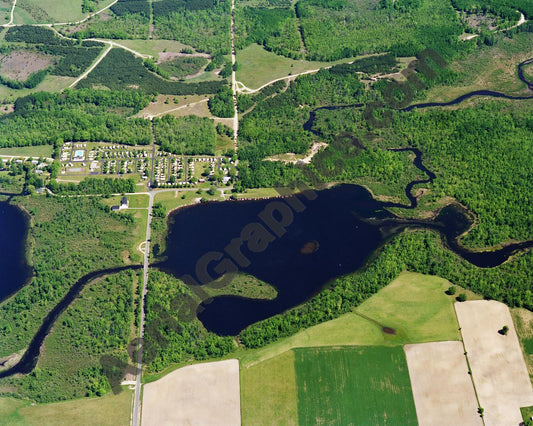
[135,94,209,118]
[0,390,132,425]
[119,209,147,263]
[235,44,355,89]
[102,39,192,59]
[0,75,75,102]
[170,98,212,118]
[15,0,116,23]
[424,32,533,103]
[154,189,223,213]
[154,189,198,212]
[0,0,11,23]
[100,194,149,209]
[294,346,417,425]
[356,271,461,343]
[0,145,53,158]
[238,271,461,366]
[235,187,281,199]
[522,406,533,423]
[512,308,533,384]
[240,350,297,426]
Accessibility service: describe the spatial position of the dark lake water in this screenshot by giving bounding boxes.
[0,201,31,302]
[162,185,394,335]
[162,184,532,335]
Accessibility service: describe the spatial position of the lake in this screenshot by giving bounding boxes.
[0,201,31,302]
[163,185,401,335]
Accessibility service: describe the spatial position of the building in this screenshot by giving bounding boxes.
[111,197,129,211]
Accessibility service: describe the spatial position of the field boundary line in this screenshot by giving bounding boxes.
[454,303,486,426]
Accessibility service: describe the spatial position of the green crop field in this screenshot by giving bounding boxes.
[239,271,463,366]
[294,346,417,425]
[240,350,298,426]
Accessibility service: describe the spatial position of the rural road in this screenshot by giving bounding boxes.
[69,44,112,88]
[132,189,154,426]
[231,0,239,152]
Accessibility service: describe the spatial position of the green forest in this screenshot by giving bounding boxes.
[0,196,138,364]
[153,115,217,155]
[143,270,234,372]
[77,49,226,95]
[153,0,231,54]
[0,0,532,410]
[0,90,152,148]
[1,270,138,402]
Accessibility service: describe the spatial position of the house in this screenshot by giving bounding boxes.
[111,197,129,212]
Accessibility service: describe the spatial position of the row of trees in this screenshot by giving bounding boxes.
[48,177,136,195]
[240,230,533,347]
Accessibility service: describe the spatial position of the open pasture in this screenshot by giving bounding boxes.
[0,390,132,425]
[294,346,417,425]
[405,341,481,425]
[455,300,533,426]
[142,359,241,426]
[355,271,461,343]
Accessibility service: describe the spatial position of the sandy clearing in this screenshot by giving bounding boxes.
[141,359,241,426]
[264,141,328,165]
[157,51,210,63]
[455,300,533,426]
[404,341,481,426]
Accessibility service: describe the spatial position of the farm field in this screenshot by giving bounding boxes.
[294,346,417,425]
[355,271,461,343]
[240,350,297,426]
[404,341,481,425]
[0,390,132,425]
[142,359,241,426]
[455,300,533,425]
[512,308,533,383]
[239,271,462,366]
